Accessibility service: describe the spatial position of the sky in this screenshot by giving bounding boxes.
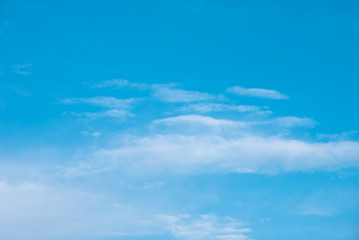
[1,0,359,239]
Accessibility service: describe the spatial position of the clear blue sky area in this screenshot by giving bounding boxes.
[0,1,359,239]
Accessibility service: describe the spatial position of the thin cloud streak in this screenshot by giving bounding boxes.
[60,97,135,109]
[176,103,272,115]
[95,79,149,90]
[157,214,251,240]
[153,115,315,130]
[294,206,337,216]
[151,85,216,103]
[82,109,135,120]
[95,79,217,103]
[227,86,289,100]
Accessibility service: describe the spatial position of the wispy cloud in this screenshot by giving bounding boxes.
[152,115,247,130]
[157,214,251,240]
[60,112,338,176]
[227,86,289,100]
[66,109,134,121]
[60,97,136,121]
[95,79,217,103]
[151,85,216,103]
[57,81,356,176]
[0,180,162,239]
[95,79,149,90]
[58,78,351,177]
[0,179,251,240]
[60,97,135,109]
[294,206,337,216]
[80,131,101,137]
[265,116,316,128]
[177,103,272,115]
[153,115,315,132]
[12,64,33,75]
[67,132,359,176]
[316,131,358,141]
[82,109,135,120]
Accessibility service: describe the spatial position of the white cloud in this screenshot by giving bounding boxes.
[0,181,102,239]
[95,79,216,103]
[153,115,247,128]
[150,115,250,137]
[60,97,135,109]
[60,114,353,176]
[157,214,251,240]
[151,85,216,103]
[84,109,134,119]
[0,180,161,240]
[66,133,359,177]
[0,180,252,240]
[95,79,149,90]
[227,86,289,100]
[263,116,316,128]
[66,109,134,121]
[58,80,357,176]
[177,103,272,115]
[80,131,102,137]
[316,131,358,141]
[152,115,315,133]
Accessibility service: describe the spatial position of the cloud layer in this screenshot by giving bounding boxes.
[58,80,358,177]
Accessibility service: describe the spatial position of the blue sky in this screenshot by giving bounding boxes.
[1,0,359,239]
